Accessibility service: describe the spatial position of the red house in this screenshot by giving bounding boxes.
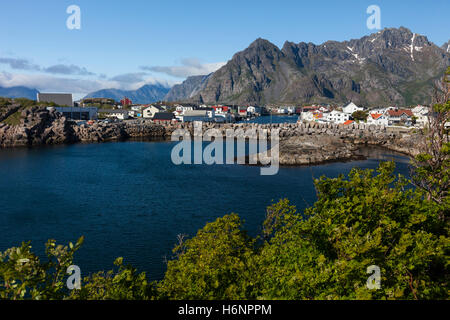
[212,106,230,113]
[120,97,133,106]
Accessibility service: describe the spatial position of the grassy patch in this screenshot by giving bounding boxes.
[2,111,23,126]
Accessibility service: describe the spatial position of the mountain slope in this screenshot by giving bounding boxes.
[168,27,449,107]
[165,75,210,102]
[85,83,171,104]
[443,41,450,53]
[0,86,39,100]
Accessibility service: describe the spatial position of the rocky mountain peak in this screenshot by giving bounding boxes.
[248,38,278,49]
[165,27,449,106]
[233,38,283,62]
[363,27,431,50]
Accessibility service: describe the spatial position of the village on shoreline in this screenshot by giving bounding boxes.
[0,92,427,167]
[18,92,433,129]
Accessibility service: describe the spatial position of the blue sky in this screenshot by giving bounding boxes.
[0,0,448,98]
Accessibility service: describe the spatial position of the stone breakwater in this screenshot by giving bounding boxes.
[164,121,421,164]
[0,107,422,165]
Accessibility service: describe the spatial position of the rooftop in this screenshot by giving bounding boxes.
[153,112,175,120]
[387,109,413,117]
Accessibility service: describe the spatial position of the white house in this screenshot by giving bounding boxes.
[131,105,143,112]
[300,111,314,122]
[99,109,129,120]
[342,102,364,114]
[300,111,323,122]
[277,107,289,114]
[412,105,429,127]
[175,105,194,114]
[282,106,296,114]
[247,106,262,115]
[326,110,350,124]
[143,105,164,118]
[367,113,388,126]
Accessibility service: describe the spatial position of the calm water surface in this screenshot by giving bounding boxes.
[0,141,410,280]
[238,114,300,124]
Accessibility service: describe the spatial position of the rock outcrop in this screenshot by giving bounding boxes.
[0,107,166,147]
[161,121,422,164]
[0,107,75,147]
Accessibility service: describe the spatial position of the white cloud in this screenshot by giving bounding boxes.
[0,57,96,76]
[109,72,148,83]
[0,72,175,99]
[43,64,95,76]
[141,58,226,78]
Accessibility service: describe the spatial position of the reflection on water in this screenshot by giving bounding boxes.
[355,146,411,164]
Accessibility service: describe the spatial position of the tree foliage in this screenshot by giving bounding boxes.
[411,67,449,212]
[158,214,256,300]
[254,163,448,300]
[0,237,84,299]
[351,110,368,121]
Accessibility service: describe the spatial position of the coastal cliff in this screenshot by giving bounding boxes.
[0,106,166,147]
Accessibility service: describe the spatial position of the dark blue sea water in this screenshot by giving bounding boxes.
[0,141,410,280]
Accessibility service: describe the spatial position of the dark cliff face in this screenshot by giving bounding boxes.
[166,27,450,107]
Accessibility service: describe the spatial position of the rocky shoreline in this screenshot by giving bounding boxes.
[0,107,422,165]
[0,107,166,147]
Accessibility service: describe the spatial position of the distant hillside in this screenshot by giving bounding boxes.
[165,75,211,102]
[166,27,450,107]
[85,83,171,104]
[0,86,39,100]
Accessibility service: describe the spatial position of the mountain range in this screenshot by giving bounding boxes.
[84,83,170,104]
[164,27,450,107]
[1,27,448,107]
[0,86,39,100]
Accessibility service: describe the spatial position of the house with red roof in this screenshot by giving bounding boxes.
[212,106,230,114]
[302,106,320,112]
[386,109,414,125]
[367,112,388,126]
